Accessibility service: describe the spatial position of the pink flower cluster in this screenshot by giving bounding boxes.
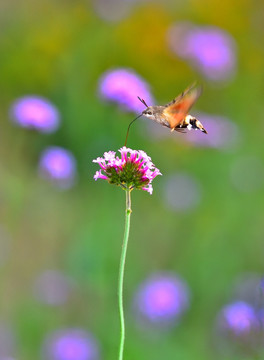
[93,147,161,194]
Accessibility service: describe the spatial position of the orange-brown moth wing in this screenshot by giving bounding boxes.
[163,84,202,129]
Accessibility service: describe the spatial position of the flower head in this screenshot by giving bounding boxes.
[93,147,161,194]
[133,273,190,326]
[10,96,60,133]
[98,68,154,113]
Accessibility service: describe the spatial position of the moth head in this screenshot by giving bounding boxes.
[142,106,156,120]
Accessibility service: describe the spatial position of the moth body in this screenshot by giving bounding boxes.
[133,84,207,144]
[142,106,207,134]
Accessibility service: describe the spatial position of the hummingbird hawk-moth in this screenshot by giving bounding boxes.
[124,83,207,146]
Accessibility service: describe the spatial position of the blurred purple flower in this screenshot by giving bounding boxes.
[0,323,16,359]
[93,0,132,22]
[0,225,11,268]
[33,270,74,306]
[230,156,264,193]
[39,147,77,189]
[231,273,264,307]
[184,113,240,149]
[163,173,202,212]
[10,96,60,133]
[259,277,264,295]
[168,23,237,81]
[215,277,264,355]
[43,328,100,360]
[93,147,161,194]
[134,273,190,326]
[98,68,154,113]
[219,301,259,336]
[142,112,240,152]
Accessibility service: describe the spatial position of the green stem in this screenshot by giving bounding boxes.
[118,189,132,360]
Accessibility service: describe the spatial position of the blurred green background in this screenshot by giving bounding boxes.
[1,0,264,359]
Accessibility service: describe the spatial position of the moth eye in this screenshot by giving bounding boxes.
[147,111,152,115]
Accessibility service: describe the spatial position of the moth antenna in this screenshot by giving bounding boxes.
[124,114,142,147]
[137,96,148,108]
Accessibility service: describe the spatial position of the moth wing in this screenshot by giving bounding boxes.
[163,84,202,129]
[164,83,197,107]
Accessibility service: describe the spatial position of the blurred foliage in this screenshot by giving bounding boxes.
[1,0,264,359]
